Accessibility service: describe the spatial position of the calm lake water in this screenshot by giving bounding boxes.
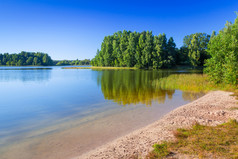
[0,66,204,159]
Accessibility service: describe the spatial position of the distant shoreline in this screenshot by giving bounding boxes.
[62,65,202,70]
[62,66,137,69]
[76,91,238,159]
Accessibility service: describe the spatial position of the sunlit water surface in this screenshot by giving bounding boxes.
[0,66,204,159]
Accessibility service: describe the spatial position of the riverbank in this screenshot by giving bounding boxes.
[76,91,238,159]
[62,65,201,70]
[62,66,137,69]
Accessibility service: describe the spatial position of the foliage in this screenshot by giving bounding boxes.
[63,66,137,69]
[149,142,170,158]
[205,16,238,85]
[153,74,237,93]
[0,51,53,66]
[55,59,90,66]
[91,31,177,69]
[0,52,91,66]
[176,46,189,65]
[182,33,210,67]
[148,120,238,159]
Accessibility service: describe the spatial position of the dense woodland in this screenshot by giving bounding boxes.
[205,18,238,85]
[0,52,90,66]
[0,52,53,66]
[91,31,211,68]
[92,16,238,85]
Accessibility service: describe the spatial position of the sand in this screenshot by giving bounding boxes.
[75,91,238,159]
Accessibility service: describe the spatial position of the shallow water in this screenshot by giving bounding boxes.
[0,66,204,159]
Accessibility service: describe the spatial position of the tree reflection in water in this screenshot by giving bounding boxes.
[95,69,204,106]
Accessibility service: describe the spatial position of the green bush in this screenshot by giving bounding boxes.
[205,16,238,85]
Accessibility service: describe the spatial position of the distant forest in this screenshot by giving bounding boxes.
[54,59,90,66]
[0,52,90,66]
[91,31,211,69]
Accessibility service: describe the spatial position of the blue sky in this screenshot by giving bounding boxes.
[0,0,238,60]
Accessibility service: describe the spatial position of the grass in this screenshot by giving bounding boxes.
[148,119,238,159]
[153,74,238,95]
[62,66,137,69]
[229,107,238,110]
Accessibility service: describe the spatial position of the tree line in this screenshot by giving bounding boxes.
[0,52,53,66]
[205,17,238,85]
[92,14,238,85]
[0,51,90,66]
[54,59,90,66]
[91,30,211,69]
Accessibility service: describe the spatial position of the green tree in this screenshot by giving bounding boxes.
[120,30,129,66]
[126,32,137,67]
[42,54,52,66]
[177,46,189,65]
[91,30,180,69]
[33,57,39,65]
[166,37,177,68]
[205,18,238,84]
[152,35,163,69]
[143,31,153,68]
[183,33,210,67]
[0,52,53,66]
[157,33,169,68]
[135,32,145,68]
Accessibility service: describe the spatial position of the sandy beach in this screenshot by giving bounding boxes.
[76,91,238,159]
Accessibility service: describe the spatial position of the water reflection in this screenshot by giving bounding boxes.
[0,68,52,82]
[96,69,204,105]
[182,92,205,101]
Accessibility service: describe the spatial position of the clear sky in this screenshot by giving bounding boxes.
[0,0,238,60]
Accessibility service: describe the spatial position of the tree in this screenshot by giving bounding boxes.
[177,46,189,65]
[126,32,136,67]
[205,18,238,85]
[33,57,39,65]
[159,33,168,68]
[91,30,180,69]
[166,37,177,67]
[120,30,129,66]
[42,54,52,66]
[143,31,153,68]
[0,52,53,66]
[135,32,145,68]
[182,33,210,67]
[152,35,163,69]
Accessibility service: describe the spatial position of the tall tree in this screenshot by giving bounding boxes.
[166,37,177,67]
[126,32,137,67]
[152,35,163,69]
[91,30,182,69]
[135,32,146,68]
[205,18,238,84]
[182,33,210,67]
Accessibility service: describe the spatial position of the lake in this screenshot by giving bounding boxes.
[0,66,204,159]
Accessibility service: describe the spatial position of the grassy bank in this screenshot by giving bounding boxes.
[148,120,238,159]
[153,74,237,94]
[62,66,137,69]
[149,74,238,158]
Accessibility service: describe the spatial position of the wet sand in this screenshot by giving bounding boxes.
[77,91,238,159]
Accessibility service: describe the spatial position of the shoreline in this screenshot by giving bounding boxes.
[75,91,238,159]
[62,66,137,69]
